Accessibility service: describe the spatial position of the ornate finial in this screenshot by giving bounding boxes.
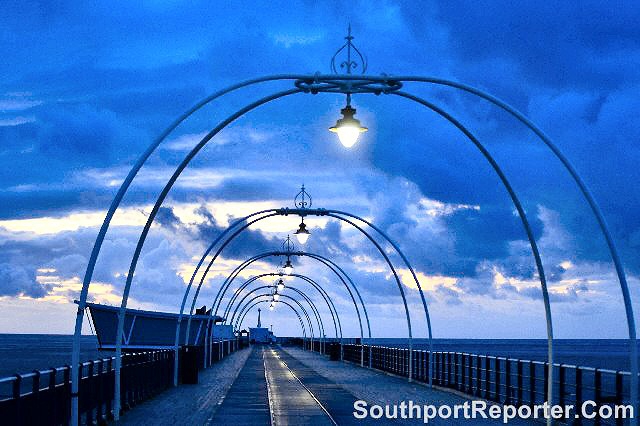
[331,24,367,75]
[294,184,312,209]
[282,235,295,253]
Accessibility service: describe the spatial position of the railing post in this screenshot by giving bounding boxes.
[529,361,536,406]
[473,355,480,396]
[63,366,71,424]
[106,358,113,420]
[516,360,523,405]
[558,364,565,407]
[446,352,451,387]
[32,370,41,425]
[494,358,501,402]
[615,371,624,426]
[594,369,602,426]
[484,356,490,399]
[543,362,549,405]
[575,367,583,426]
[505,359,511,404]
[13,374,22,423]
[461,353,466,392]
[95,360,104,423]
[86,361,94,425]
[49,368,58,424]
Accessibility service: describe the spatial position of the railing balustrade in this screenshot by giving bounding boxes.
[339,344,630,426]
[0,339,239,425]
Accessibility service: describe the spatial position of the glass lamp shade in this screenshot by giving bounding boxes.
[283,259,293,275]
[294,221,310,244]
[329,105,367,148]
[269,305,274,311]
[273,293,280,301]
[277,279,285,292]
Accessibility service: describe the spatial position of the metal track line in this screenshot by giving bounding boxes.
[264,348,277,426]
[263,348,336,425]
[269,349,338,426]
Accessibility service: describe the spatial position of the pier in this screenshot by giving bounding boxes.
[1,340,631,425]
[0,23,635,426]
[100,345,539,425]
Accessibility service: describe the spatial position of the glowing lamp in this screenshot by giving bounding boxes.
[294,220,310,244]
[329,105,367,148]
[283,259,293,275]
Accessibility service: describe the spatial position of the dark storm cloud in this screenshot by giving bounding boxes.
[191,206,281,264]
[0,0,638,318]
[0,263,46,298]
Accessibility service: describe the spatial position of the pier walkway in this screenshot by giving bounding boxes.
[119,346,536,425]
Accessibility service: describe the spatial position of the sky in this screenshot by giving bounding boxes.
[0,1,639,339]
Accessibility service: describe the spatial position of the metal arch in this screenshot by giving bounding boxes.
[225,285,324,342]
[111,88,303,418]
[72,74,316,425]
[191,208,428,347]
[226,285,326,352]
[278,286,327,352]
[206,252,365,365]
[175,212,275,349]
[71,73,635,424]
[173,211,277,384]
[234,294,314,347]
[396,77,638,416]
[390,91,554,407]
[239,299,307,341]
[221,274,340,340]
[182,206,430,381]
[233,293,315,347]
[317,214,415,379]
[208,251,369,341]
[238,299,306,341]
[205,251,375,368]
[325,210,434,380]
[182,212,280,346]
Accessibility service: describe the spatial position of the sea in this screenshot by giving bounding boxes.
[0,334,638,379]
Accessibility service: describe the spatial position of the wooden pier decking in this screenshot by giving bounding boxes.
[118,346,537,425]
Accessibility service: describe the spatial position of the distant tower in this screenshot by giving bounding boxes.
[257,308,262,328]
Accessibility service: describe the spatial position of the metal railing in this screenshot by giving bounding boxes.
[0,340,240,425]
[341,344,630,426]
[207,338,239,366]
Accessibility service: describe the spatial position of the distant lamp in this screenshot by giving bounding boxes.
[277,279,285,292]
[283,258,294,275]
[329,104,367,148]
[294,219,310,244]
[273,293,280,301]
[269,305,274,311]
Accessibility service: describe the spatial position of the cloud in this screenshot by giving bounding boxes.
[0,263,46,298]
[0,1,638,337]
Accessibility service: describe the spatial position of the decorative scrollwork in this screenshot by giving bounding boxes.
[282,235,295,253]
[331,24,367,75]
[294,184,312,209]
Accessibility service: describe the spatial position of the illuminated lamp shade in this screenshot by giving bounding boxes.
[329,105,367,148]
[294,220,310,244]
[283,259,293,275]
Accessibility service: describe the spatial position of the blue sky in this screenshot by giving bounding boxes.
[1,1,639,338]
